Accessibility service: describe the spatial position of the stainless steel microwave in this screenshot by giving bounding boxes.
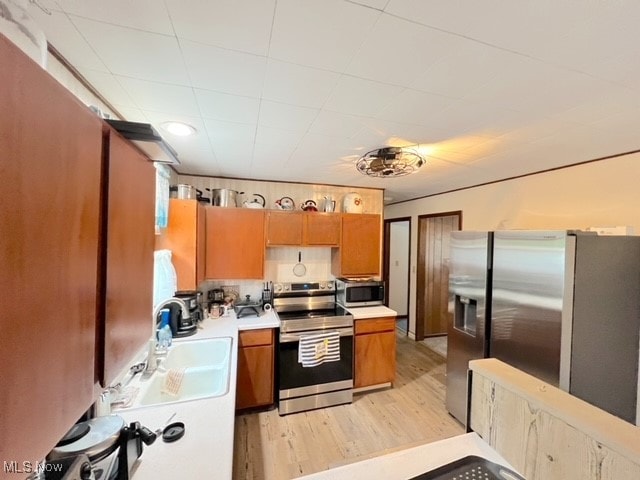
[335,278,385,307]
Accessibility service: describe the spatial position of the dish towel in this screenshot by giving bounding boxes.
[298,331,341,367]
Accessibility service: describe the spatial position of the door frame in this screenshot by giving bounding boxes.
[383,217,411,322]
[415,211,462,341]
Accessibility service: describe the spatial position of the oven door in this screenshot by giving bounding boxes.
[278,327,354,399]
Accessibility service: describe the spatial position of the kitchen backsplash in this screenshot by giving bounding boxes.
[199,247,334,304]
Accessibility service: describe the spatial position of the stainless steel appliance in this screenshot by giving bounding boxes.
[446,231,492,424]
[46,415,157,480]
[335,277,385,307]
[446,230,640,425]
[275,281,354,415]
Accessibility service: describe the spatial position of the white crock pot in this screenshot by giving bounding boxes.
[342,192,363,213]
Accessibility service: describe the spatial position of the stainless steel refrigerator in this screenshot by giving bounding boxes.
[446,231,493,424]
[447,230,640,426]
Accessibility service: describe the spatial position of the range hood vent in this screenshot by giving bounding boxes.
[106,119,180,165]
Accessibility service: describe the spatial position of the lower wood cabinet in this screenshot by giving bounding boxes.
[354,317,397,388]
[236,329,275,410]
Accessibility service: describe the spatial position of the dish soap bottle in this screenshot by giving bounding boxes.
[157,308,172,349]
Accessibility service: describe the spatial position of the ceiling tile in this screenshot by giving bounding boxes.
[181,39,266,97]
[203,118,256,145]
[28,9,108,72]
[117,76,200,116]
[71,18,189,84]
[270,0,381,71]
[258,100,319,132]
[195,89,260,124]
[345,13,465,87]
[350,0,389,9]
[165,0,275,55]
[262,60,340,108]
[377,89,454,126]
[81,70,136,107]
[308,110,366,138]
[323,76,403,117]
[55,0,174,34]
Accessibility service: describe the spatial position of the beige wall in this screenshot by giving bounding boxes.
[384,152,640,337]
[175,174,384,214]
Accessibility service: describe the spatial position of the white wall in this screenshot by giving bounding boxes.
[388,221,409,316]
[385,153,640,337]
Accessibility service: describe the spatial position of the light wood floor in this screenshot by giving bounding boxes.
[233,332,463,479]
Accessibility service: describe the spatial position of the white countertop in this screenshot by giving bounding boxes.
[346,305,397,319]
[295,432,520,480]
[114,309,279,480]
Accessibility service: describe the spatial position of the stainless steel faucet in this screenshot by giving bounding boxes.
[152,297,191,324]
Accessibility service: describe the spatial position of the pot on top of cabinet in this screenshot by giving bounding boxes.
[243,193,266,209]
[208,188,243,207]
[343,192,363,213]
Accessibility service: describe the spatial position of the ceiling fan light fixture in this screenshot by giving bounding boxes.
[356,146,426,177]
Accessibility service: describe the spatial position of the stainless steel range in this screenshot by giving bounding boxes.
[274,281,354,415]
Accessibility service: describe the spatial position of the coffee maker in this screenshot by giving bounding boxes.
[173,290,202,334]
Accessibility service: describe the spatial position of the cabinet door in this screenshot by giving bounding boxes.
[266,211,303,245]
[354,331,396,388]
[102,130,156,386]
[236,345,274,409]
[155,199,204,290]
[205,208,265,279]
[0,35,102,465]
[334,214,381,276]
[304,213,341,246]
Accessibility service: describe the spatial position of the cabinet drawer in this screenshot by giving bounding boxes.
[355,317,396,335]
[239,328,273,347]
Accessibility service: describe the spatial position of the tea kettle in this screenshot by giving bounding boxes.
[242,193,266,209]
[301,199,317,211]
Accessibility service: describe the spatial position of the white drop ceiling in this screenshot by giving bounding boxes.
[28,0,640,203]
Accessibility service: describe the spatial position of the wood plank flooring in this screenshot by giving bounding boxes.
[233,332,463,479]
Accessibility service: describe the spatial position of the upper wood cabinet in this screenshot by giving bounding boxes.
[0,35,102,466]
[332,214,381,277]
[205,207,265,279]
[102,129,156,386]
[155,199,205,290]
[266,211,341,246]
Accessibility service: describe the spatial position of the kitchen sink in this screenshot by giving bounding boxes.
[113,336,233,410]
[138,364,229,406]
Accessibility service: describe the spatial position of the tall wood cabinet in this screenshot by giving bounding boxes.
[101,129,156,386]
[155,199,205,290]
[0,34,103,466]
[205,207,265,279]
[354,317,397,388]
[332,213,381,277]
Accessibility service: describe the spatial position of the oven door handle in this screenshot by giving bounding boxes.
[279,327,354,344]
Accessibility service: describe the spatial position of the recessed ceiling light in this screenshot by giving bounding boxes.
[161,121,197,137]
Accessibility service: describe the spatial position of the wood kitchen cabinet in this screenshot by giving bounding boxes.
[205,207,265,279]
[332,213,381,277]
[236,329,275,410]
[266,211,341,246]
[155,199,205,290]
[0,35,103,466]
[354,317,397,388]
[101,128,156,386]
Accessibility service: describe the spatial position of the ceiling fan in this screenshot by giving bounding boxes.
[356,146,426,178]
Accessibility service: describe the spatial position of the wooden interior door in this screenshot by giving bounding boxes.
[416,212,462,340]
